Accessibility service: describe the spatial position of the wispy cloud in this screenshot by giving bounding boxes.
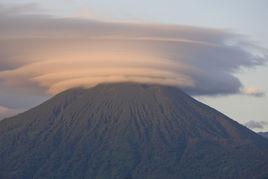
[0,3,267,97]
[241,87,265,97]
[244,120,268,130]
[0,105,21,120]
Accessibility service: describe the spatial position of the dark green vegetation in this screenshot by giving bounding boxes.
[1,83,268,179]
[259,132,268,139]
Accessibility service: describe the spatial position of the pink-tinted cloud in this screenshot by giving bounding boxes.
[241,87,265,97]
[0,3,267,97]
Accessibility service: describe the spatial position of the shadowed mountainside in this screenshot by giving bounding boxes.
[259,132,268,139]
[0,83,268,179]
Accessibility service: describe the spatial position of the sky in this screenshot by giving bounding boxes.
[0,0,268,131]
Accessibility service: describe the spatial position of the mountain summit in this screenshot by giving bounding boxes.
[0,83,268,179]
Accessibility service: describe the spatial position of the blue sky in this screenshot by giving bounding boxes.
[0,0,268,131]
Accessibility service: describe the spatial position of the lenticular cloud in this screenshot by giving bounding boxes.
[0,4,267,96]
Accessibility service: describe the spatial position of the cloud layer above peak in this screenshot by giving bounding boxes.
[0,4,267,96]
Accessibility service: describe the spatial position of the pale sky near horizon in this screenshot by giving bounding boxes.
[0,0,268,131]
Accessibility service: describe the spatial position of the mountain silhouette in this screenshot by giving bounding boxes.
[0,83,268,179]
[259,132,268,139]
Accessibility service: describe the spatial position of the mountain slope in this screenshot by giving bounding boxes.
[259,132,268,139]
[0,83,268,179]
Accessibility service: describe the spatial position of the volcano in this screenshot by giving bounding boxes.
[0,83,268,179]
